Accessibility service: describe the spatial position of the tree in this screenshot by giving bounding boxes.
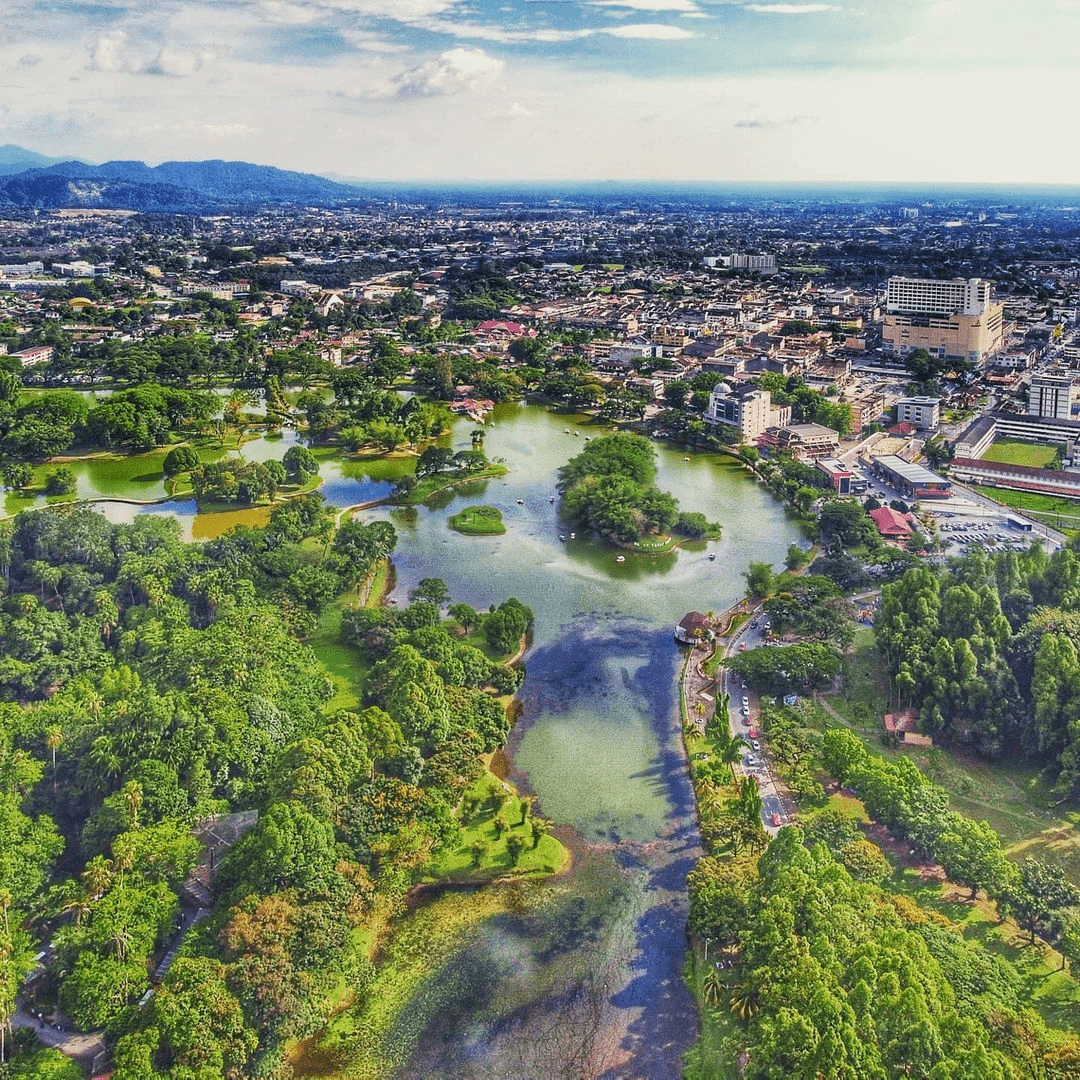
[840,838,890,884]
[162,445,199,478]
[409,577,450,608]
[44,466,76,496]
[282,444,319,483]
[484,598,533,655]
[1,461,33,490]
[449,602,478,632]
[745,562,775,599]
[506,834,526,866]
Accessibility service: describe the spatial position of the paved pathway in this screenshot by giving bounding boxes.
[12,1008,107,1070]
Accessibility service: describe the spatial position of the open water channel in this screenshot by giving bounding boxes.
[359,404,802,1078]
[16,398,801,1076]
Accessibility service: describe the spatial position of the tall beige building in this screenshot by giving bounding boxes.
[882,276,1004,364]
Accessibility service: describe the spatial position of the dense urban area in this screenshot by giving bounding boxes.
[3,181,1080,1079]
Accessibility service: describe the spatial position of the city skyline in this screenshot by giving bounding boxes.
[3,0,1080,184]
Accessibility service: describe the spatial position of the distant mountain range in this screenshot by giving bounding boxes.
[0,144,78,176]
[0,147,362,210]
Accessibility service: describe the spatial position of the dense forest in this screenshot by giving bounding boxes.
[875,541,1080,793]
[0,501,531,1078]
[691,826,1080,1079]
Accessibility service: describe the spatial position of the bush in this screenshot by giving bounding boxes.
[44,465,76,495]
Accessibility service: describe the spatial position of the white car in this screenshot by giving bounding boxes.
[741,696,749,709]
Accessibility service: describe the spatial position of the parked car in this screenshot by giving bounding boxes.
[770,812,782,827]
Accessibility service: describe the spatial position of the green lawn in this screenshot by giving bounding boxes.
[829,627,890,730]
[423,769,569,882]
[309,595,370,714]
[981,439,1061,469]
[448,504,506,535]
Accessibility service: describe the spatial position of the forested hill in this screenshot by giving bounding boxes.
[0,158,363,210]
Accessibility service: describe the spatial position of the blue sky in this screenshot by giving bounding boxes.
[3,0,1080,182]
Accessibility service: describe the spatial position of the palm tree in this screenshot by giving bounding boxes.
[44,727,63,777]
[701,964,724,1007]
[730,982,760,1020]
[81,855,113,900]
[112,833,137,883]
[121,780,143,830]
[719,736,745,781]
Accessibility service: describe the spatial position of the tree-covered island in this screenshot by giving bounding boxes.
[556,432,719,549]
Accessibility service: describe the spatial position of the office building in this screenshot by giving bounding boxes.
[1028,371,1076,421]
[882,276,1004,363]
[704,383,790,441]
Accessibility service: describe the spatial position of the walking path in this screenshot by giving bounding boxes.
[11,1008,107,1071]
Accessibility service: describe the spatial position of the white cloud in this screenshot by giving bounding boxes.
[591,0,701,11]
[340,30,409,52]
[314,0,459,17]
[379,47,504,98]
[743,4,838,12]
[604,22,697,37]
[87,31,138,73]
[143,46,221,77]
[401,17,594,42]
[493,100,536,119]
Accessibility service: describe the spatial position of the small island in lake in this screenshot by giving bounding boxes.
[449,504,507,535]
[557,432,720,551]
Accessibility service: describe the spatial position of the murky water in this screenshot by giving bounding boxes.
[355,403,801,1077]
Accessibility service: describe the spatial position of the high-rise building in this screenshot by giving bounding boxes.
[1028,371,1076,420]
[704,383,790,440]
[882,276,1004,363]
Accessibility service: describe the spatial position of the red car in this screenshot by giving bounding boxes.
[770,813,782,828]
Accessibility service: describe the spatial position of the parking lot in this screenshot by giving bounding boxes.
[935,516,1036,555]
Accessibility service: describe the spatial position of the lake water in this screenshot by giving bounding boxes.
[357,403,801,1077]
[10,399,801,1073]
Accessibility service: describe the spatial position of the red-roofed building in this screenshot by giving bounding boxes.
[870,505,915,540]
[884,709,932,746]
[476,320,537,343]
[887,421,918,436]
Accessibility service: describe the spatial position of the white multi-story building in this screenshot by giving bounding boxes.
[1028,371,1077,420]
[896,396,941,431]
[885,277,992,317]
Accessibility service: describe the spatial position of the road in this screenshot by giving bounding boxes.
[711,609,797,836]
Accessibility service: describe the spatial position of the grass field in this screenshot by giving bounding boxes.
[973,485,1080,535]
[981,439,1061,468]
[424,769,569,882]
[308,558,391,714]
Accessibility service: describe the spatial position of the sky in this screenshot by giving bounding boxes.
[2,0,1080,184]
